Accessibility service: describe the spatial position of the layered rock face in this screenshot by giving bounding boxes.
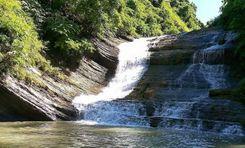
[126,28,244,134]
[0,38,119,121]
[130,28,237,99]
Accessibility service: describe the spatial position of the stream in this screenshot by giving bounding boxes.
[1,36,244,147]
[0,122,244,147]
[72,36,244,136]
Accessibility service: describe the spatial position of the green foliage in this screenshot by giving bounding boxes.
[44,14,95,57]
[45,15,79,38]
[161,1,190,34]
[0,0,41,70]
[0,0,58,84]
[0,0,202,84]
[113,0,202,36]
[219,0,245,57]
[115,0,164,36]
[0,52,3,62]
[214,0,245,78]
[21,0,46,29]
[219,0,245,29]
[41,0,121,36]
[169,0,203,30]
[39,0,202,37]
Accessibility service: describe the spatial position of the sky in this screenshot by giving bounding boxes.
[190,0,223,24]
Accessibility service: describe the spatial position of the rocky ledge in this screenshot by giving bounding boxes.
[127,28,244,133]
[129,28,237,99]
[0,38,120,121]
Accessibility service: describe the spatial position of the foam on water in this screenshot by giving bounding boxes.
[78,101,149,127]
[71,35,243,136]
[222,125,244,136]
[73,37,160,110]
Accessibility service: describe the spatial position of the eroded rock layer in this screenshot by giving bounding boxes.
[0,38,120,121]
[124,28,244,134]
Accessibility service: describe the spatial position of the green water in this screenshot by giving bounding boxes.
[0,122,244,148]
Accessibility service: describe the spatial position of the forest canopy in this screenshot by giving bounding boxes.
[0,0,202,83]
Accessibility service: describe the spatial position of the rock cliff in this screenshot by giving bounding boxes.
[129,28,237,99]
[127,28,244,133]
[0,38,120,121]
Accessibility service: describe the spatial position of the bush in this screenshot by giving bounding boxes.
[169,0,203,30]
[0,0,58,84]
[0,0,203,84]
[218,0,245,56]
[44,15,95,57]
[214,0,245,79]
[43,0,202,37]
[211,0,245,100]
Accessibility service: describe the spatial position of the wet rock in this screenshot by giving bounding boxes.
[92,38,119,75]
[129,28,237,99]
[156,116,244,135]
[116,35,134,42]
[150,28,237,65]
[127,28,244,134]
[209,89,245,105]
[209,89,234,98]
[150,49,194,65]
[149,117,162,127]
[152,28,223,51]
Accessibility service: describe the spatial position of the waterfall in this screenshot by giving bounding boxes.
[73,37,161,125]
[170,36,243,136]
[71,34,243,136]
[178,44,230,89]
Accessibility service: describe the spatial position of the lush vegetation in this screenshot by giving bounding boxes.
[0,0,202,83]
[217,0,245,61]
[0,0,58,84]
[220,0,245,99]
[212,0,244,70]
[35,0,202,37]
[210,0,245,101]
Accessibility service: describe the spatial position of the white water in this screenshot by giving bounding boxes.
[178,44,230,89]
[71,35,243,136]
[73,37,158,110]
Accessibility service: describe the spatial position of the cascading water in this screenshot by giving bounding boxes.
[154,34,243,136]
[72,34,243,136]
[178,46,230,90]
[73,37,161,126]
